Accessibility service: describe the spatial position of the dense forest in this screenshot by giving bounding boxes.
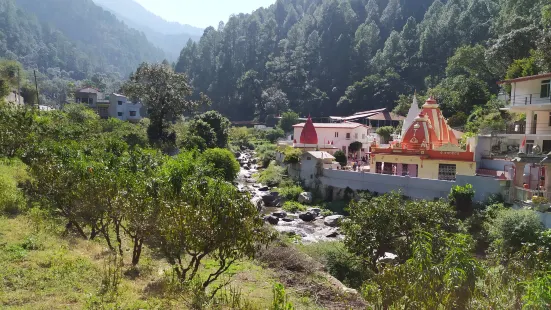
[0,0,164,81]
[175,0,550,123]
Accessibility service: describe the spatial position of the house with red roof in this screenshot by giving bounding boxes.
[292,116,376,157]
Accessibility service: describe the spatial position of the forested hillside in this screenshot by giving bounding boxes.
[0,0,164,81]
[175,0,550,123]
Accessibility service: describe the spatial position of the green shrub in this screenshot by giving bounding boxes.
[283,147,302,164]
[266,128,285,143]
[200,148,240,182]
[277,180,303,201]
[282,201,307,213]
[229,126,253,149]
[256,143,277,168]
[256,161,285,187]
[449,184,475,218]
[298,242,371,289]
[333,150,347,166]
[0,159,28,215]
[376,126,394,143]
[320,200,349,215]
[488,209,544,255]
[271,282,295,310]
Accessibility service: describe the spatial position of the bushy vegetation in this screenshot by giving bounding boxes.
[201,148,241,182]
[282,201,307,213]
[0,158,28,215]
[282,146,302,164]
[333,150,347,167]
[277,180,304,201]
[256,161,286,187]
[0,101,272,302]
[256,143,277,168]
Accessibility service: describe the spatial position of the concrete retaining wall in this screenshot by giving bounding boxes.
[479,159,511,171]
[320,169,504,202]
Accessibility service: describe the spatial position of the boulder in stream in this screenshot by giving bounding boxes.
[298,192,313,204]
[264,215,279,225]
[299,211,317,222]
[272,211,287,218]
[324,215,344,227]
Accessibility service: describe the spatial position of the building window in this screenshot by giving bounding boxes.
[544,140,551,153]
[130,111,137,117]
[346,133,351,139]
[438,164,457,181]
[118,100,123,105]
[117,112,123,117]
[335,132,338,138]
[306,156,311,160]
[541,80,550,98]
[402,164,409,176]
[375,162,382,174]
[355,133,358,139]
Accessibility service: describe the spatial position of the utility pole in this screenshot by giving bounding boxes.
[33,69,39,108]
[17,66,21,105]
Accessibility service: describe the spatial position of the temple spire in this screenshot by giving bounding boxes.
[299,115,318,144]
[401,94,422,137]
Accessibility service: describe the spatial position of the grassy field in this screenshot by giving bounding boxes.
[0,157,364,309]
[0,214,328,309]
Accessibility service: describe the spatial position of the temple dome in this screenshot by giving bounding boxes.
[299,115,318,144]
[401,97,458,150]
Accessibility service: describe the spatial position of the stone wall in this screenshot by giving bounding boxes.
[320,169,504,202]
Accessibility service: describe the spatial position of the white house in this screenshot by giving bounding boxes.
[74,88,142,122]
[108,93,142,123]
[497,73,551,155]
[292,120,376,157]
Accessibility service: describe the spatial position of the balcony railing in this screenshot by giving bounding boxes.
[510,186,551,202]
[505,93,551,106]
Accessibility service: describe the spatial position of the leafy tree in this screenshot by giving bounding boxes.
[266,128,285,143]
[122,63,199,145]
[449,184,475,219]
[488,209,544,255]
[278,111,299,133]
[342,192,458,269]
[348,141,363,153]
[363,232,482,309]
[376,126,394,144]
[201,148,240,182]
[190,111,231,149]
[153,177,268,295]
[333,150,347,167]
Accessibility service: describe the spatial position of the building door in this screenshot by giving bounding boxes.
[438,164,457,181]
[532,114,537,134]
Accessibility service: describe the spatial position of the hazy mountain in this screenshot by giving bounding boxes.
[6,0,164,79]
[93,0,203,59]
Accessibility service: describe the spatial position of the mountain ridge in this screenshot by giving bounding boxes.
[92,0,203,60]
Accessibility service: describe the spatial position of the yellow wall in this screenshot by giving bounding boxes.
[372,154,476,179]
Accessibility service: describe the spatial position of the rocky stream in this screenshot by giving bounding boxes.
[235,150,344,243]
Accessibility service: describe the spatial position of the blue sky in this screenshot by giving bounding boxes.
[134,0,276,28]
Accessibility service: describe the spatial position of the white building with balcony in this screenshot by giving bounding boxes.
[499,73,551,154]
